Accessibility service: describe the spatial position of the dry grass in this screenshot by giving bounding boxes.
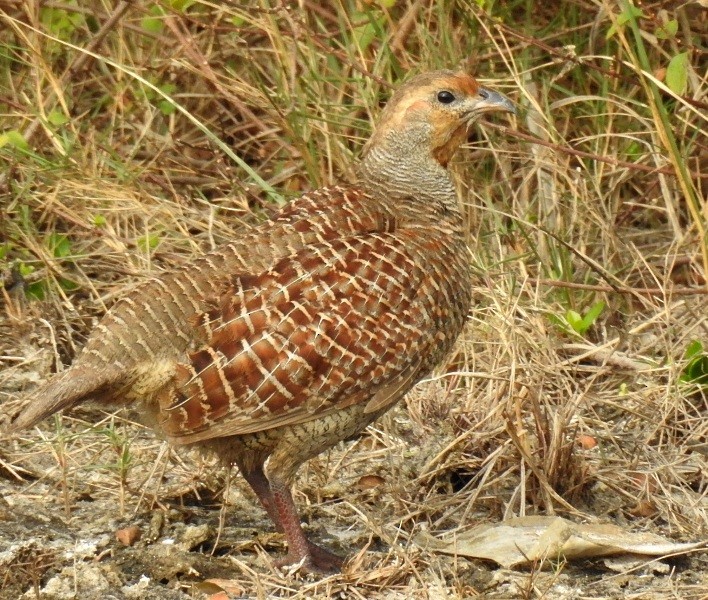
[1,1,707,598]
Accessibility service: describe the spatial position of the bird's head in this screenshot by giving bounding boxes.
[363,70,515,168]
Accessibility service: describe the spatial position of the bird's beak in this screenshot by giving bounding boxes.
[476,88,516,115]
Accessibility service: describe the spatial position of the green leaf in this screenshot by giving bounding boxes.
[59,277,79,291]
[0,130,29,150]
[655,19,678,40]
[137,232,161,253]
[141,5,165,33]
[26,281,47,300]
[158,100,176,115]
[168,0,195,10]
[565,310,583,334]
[681,340,708,386]
[93,214,107,227]
[47,233,72,259]
[683,340,704,361]
[563,302,604,336]
[353,12,385,51]
[47,109,69,126]
[40,5,83,39]
[606,4,644,39]
[18,262,35,278]
[157,82,177,115]
[625,141,642,158]
[580,301,605,332]
[666,52,688,95]
[141,16,163,33]
[160,82,177,95]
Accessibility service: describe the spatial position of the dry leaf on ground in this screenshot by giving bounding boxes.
[415,516,708,568]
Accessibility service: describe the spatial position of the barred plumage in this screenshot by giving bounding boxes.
[10,70,514,573]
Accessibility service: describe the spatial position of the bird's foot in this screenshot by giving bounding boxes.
[275,541,344,575]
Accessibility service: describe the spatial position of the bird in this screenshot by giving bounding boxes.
[9,70,515,574]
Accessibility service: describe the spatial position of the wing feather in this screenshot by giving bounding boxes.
[158,231,435,444]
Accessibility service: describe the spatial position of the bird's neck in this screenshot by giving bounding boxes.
[357,130,460,210]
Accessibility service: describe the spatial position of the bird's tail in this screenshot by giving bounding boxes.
[10,364,120,432]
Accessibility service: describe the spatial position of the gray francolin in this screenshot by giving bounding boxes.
[10,70,514,574]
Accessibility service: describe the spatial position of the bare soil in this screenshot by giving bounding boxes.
[2,325,707,599]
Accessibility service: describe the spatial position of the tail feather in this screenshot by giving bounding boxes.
[10,365,120,431]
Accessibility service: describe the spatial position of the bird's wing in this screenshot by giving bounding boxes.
[158,230,438,444]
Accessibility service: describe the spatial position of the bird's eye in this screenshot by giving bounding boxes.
[437,90,456,104]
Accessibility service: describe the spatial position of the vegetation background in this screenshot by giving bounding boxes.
[1,0,706,598]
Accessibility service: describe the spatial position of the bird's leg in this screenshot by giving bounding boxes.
[268,473,344,574]
[238,459,343,574]
[238,460,283,530]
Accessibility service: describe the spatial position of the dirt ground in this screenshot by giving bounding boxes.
[2,421,707,599]
[2,326,707,600]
